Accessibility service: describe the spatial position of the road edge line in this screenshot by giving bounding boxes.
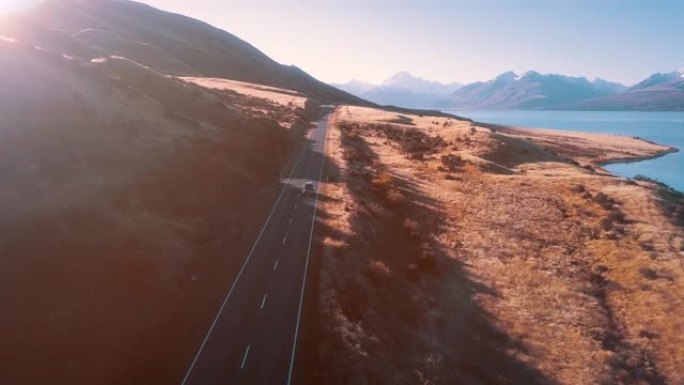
[286,112,331,385]
[180,128,311,385]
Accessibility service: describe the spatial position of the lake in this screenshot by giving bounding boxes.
[444,110,684,192]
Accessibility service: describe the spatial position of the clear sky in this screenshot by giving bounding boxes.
[5,0,684,85]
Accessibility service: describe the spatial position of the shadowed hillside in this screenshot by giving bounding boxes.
[0,31,320,384]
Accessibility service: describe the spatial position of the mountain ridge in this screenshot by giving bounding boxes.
[562,71,684,111]
[444,71,627,110]
[1,0,368,105]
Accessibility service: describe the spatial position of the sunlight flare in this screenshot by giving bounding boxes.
[0,0,35,15]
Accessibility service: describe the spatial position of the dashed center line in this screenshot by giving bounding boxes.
[240,345,251,369]
[273,260,279,271]
[282,235,287,245]
[260,294,268,309]
[289,217,293,225]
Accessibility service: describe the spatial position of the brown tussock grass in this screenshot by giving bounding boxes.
[307,106,684,385]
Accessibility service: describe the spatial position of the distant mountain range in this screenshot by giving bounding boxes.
[335,70,684,111]
[332,71,461,108]
[441,71,628,110]
[564,71,684,111]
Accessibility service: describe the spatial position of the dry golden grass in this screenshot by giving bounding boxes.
[180,77,307,109]
[309,106,684,385]
[498,126,675,166]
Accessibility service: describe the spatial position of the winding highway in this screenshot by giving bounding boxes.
[180,109,331,385]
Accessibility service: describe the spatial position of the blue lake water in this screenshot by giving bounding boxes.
[444,110,684,192]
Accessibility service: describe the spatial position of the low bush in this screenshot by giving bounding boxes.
[634,175,684,227]
[372,171,392,190]
[403,218,421,239]
[386,189,405,206]
[594,192,616,210]
[639,267,660,280]
[374,124,446,159]
[440,154,465,171]
[571,184,586,194]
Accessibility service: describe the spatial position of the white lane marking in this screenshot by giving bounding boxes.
[260,294,268,309]
[273,260,279,271]
[289,217,293,225]
[294,204,297,211]
[180,129,311,385]
[282,235,287,245]
[240,345,251,369]
[287,113,331,385]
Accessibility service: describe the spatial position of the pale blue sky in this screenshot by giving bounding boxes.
[6,0,684,85]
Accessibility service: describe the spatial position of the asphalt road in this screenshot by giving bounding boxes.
[180,110,331,385]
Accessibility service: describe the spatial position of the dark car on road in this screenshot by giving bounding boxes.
[302,181,315,197]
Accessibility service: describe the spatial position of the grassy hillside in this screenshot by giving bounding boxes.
[302,106,683,385]
[0,37,314,384]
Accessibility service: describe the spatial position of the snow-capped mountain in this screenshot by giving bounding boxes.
[564,70,684,111]
[333,71,461,108]
[445,71,627,110]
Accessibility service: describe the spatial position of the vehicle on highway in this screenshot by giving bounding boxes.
[302,181,315,197]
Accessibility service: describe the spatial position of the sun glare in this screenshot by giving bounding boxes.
[0,0,35,15]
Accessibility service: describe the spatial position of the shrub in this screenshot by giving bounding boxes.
[372,171,392,189]
[403,218,421,238]
[415,252,437,273]
[634,175,684,227]
[410,152,425,161]
[386,189,405,206]
[368,260,390,278]
[607,209,627,224]
[377,124,445,158]
[594,192,615,210]
[639,242,655,252]
[440,154,465,171]
[639,267,659,280]
[674,204,684,226]
[639,329,659,340]
[599,218,613,231]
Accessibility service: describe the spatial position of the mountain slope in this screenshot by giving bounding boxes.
[562,71,684,111]
[446,71,626,110]
[0,3,344,383]
[1,0,367,105]
[630,71,683,91]
[334,71,460,108]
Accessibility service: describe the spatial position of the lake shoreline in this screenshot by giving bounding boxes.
[482,121,677,165]
[482,120,683,193]
[318,106,684,385]
[598,145,679,166]
[451,110,684,192]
